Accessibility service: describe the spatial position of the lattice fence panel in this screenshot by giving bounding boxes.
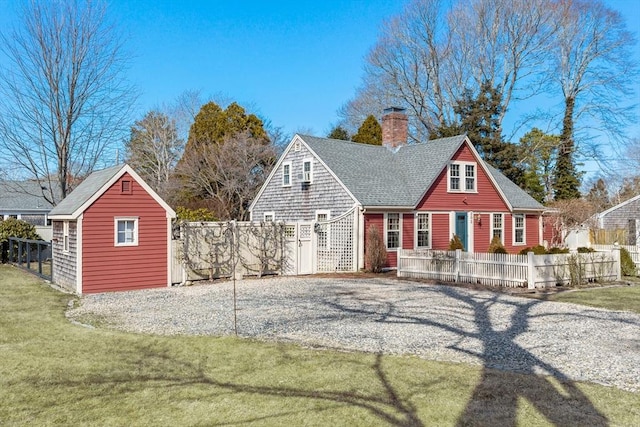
[316,207,357,272]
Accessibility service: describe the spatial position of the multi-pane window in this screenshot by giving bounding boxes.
[264,212,275,222]
[63,221,69,252]
[416,213,430,248]
[282,162,291,186]
[303,159,312,183]
[115,218,138,246]
[492,213,503,242]
[386,213,400,249]
[449,164,460,190]
[449,162,476,192]
[514,214,525,244]
[465,165,475,190]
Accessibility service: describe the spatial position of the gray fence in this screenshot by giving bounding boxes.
[7,237,52,280]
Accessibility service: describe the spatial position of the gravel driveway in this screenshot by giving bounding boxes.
[67,276,640,392]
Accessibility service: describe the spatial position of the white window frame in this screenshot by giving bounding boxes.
[385,213,401,250]
[315,210,331,249]
[115,217,139,247]
[448,161,477,193]
[491,213,504,244]
[415,212,431,249]
[263,212,275,222]
[512,214,526,246]
[282,161,292,187]
[63,221,69,253]
[302,158,313,184]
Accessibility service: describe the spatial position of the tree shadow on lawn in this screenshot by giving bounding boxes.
[320,284,610,427]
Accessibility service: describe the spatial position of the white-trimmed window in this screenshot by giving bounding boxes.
[63,221,69,253]
[448,162,476,192]
[416,213,430,248]
[491,213,503,243]
[264,212,275,222]
[115,217,138,246]
[302,159,313,183]
[282,162,292,187]
[386,213,400,249]
[513,214,525,245]
[315,210,330,249]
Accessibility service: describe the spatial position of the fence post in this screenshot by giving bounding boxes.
[613,244,621,281]
[455,249,461,282]
[527,251,536,289]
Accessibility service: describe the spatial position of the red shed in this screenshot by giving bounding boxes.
[48,164,176,294]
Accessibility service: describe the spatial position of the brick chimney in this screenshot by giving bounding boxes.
[382,107,408,148]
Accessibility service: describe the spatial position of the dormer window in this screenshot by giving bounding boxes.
[448,162,476,193]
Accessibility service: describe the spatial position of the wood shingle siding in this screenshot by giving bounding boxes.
[251,142,356,221]
[51,220,77,291]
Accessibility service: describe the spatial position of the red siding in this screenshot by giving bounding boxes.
[363,213,395,268]
[474,213,490,253]
[416,144,509,212]
[402,213,414,249]
[431,213,451,250]
[81,173,168,293]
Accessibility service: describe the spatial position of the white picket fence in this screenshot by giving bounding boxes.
[592,244,640,270]
[397,249,621,289]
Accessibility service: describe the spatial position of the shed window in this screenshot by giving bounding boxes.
[63,221,69,253]
[115,217,138,246]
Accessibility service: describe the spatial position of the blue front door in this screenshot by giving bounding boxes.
[455,212,468,251]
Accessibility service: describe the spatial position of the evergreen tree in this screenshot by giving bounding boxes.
[519,128,559,203]
[435,81,524,186]
[351,115,382,145]
[553,100,581,200]
[327,125,350,141]
[586,178,610,212]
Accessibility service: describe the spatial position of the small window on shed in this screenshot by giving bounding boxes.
[63,221,69,253]
[115,217,138,246]
[121,180,132,194]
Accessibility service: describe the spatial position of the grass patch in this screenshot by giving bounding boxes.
[1,265,638,426]
[547,285,640,314]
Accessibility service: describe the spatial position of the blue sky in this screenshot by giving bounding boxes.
[0,0,638,151]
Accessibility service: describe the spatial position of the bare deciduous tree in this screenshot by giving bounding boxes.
[125,110,183,200]
[0,0,135,205]
[176,131,276,220]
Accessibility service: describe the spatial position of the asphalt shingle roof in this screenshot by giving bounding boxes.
[0,180,55,211]
[300,134,544,211]
[48,164,124,217]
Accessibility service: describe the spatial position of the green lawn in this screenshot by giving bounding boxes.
[1,266,638,426]
[548,285,640,314]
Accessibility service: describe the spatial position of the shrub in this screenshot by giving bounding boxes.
[0,219,41,263]
[488,236,507,254]
[176,206,217,222]
[518,245,547,255]
[448,235,464,251]
[620,247,636,277]
[577,247,595,253]
[365,225,387,273]
[547,247,570,254]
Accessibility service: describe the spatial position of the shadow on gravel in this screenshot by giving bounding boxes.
[321,284,609,426]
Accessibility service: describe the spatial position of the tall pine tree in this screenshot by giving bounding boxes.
[351,115,382,145]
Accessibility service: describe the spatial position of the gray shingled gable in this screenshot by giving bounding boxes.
[0,180,55,211]
[48,164,124,216]
[300,134,544,211]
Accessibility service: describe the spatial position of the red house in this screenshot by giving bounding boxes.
[250,108,548,269]
[48,164,176,294]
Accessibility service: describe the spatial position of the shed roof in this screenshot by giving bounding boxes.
[48,164,176,219]
[299,134,544,211]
